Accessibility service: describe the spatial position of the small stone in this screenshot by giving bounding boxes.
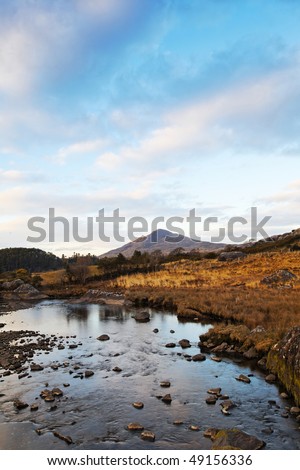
[30,363,44,371]
[220,399,236,411]
[290,407,300,415]
[153,329,159,333]
[53,431,73,445]
[207,388,221,396]
[162,394,172,404]
[52,388,63,397]
[281,412,289,418]
[265,374,276,383]
[141,431,155,442]
[170,330,175,334]
[189,425,199,431]
[173,420,183,425]
[84,370,94,378]
[280,392,289,399]
[165,343,176,348]
[192,354,206,362]
[179,339,191,349]
[211,356,222,362]
[132,402,144,409]
[30,403,39,411]
[112,367,122,373]
[160,381,171,388]
[203,428,219,439]
[236,374,251,384]
[127,423,144,431]
[97,334,110,341]
[206,396,217,405]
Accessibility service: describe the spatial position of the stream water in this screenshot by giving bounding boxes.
[0,300,299,450]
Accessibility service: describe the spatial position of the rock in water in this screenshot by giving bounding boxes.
[133,311,150,323]
[162,394,172,404]
[179,339,191,349]
[160,381,171,388]
[127,423,144,431]
[265,374,276,383]
[192,353,206,362]
[132,402,144,409]
[211,429,265,450]
[235,374,251,384]
[97,334,110,341]
[141,431,155,442]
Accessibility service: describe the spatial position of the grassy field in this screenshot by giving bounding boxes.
[111,251,300,290]
[36,251,300,341]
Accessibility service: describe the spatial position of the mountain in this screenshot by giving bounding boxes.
[99,229,227,258]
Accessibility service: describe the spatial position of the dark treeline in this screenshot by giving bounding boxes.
[0,248,63,273]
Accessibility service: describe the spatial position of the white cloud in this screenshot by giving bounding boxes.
[0,169,24,181]
[112,61,300,163]
[52,139,109,165]
[76,0,137,23]
[95,152,120,170]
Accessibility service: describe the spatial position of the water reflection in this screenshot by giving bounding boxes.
[0,300,299,450]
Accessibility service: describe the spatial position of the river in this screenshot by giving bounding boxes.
[0,300,299,450]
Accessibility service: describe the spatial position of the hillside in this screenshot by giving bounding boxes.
[0,247,63,273]
[100,228,227,258]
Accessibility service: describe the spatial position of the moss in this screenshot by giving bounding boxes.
[267,350,300,406]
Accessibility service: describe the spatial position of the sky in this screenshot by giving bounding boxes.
[1,0,300,255]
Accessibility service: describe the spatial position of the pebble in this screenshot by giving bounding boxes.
[235,374,251,384]
[161,394,172,404]
[265,374,276,383]
[97,335,110,341]
[160,381,171,388]
[84,370,94,378]
[132,402,144,409]
[127,423,144,431]
[141,431,155,442]
[206,396,217,405]
[189,425,199,431]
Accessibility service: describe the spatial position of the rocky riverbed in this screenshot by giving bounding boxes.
[0,300,300,450]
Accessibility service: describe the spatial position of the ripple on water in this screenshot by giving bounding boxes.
[0,301,300,450]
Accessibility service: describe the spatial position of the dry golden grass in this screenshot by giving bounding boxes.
[111,251,300,341]
[38,265,99,286]
[112,252,300,290]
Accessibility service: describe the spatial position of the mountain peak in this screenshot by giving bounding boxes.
[99,229,226,258]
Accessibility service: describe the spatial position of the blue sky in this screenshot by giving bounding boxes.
[1,0,300,255]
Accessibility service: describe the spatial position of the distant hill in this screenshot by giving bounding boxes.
[226,228,300,254]
[99,229,227,258]
[0,247,63,273]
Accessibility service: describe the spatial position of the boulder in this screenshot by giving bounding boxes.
[218,251,246,262]
[13,283,48,300]
[133,311,150,323]
[211,429,265,450]
[261,269,296,286]
[179,339,191,349]
[2,279,24,290]
[267,327,300,405]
